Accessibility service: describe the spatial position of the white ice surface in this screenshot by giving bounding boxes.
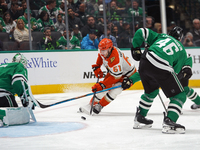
[1,88,200,150]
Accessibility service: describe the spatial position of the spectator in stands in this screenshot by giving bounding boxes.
[68,7,83,30]
[75,0,95,16]
[38,0,59,23]
[81,15,103,38]
[54,13,65,34]
[100,27,118,47]
[93,0,103,16]
[8,2,21,22]
[58,0,66,18]
[81,29,99,49]
[154,22,162,33]
[126,0,143,23]
[40,27,59,50]
[146,16,156,32]
[18,0,26,16]
[68,0,77,13]
[182,32,196,47]
[190,18,200,42]
[75,3,87,25]
[118,22,132,48]
[112,25,119,44]
[0,16,5,26]
[108,1,123,23]
[3,11,16,36]
[0,0,8,17]
[124,0,131,13]
[13,19,32,43]
[18,9,37,31]
[36,10,56,32]
[57,29,81,50]
[167,21,176,34]
[71,24,82,41]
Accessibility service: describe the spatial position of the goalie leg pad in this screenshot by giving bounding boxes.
[0,107,30,126]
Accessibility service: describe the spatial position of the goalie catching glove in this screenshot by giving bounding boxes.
[177,66,192,80]
[122,77,133,90]
[131,47,142,61]
[92,64,104,78]
[92,82,106,92]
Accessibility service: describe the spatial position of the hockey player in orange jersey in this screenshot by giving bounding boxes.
[79,38,141,114]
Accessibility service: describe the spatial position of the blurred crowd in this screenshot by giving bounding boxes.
[0,0,200,51]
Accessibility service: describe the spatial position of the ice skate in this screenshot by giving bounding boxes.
[78,104,91,115]
[133,107,153,129]
[191,104,200,110]
[93,103,103,114]
[162,112,185,134]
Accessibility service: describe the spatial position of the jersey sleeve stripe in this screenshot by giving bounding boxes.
[141,28,149,41]
[12,74,28,85]
[146,51,174,72]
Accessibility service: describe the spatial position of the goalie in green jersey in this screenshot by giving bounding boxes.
[123,27,193,134]
[0,53,35,127]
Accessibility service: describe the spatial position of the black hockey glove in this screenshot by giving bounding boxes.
[122,77,133,90]
[177,66,192,80]
[131,47,142,61]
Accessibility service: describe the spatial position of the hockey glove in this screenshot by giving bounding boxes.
[92,64,104,78]
[122,77,133,90]
[177,66,192,80]
[92,82,106,92]
[131,47,142,61]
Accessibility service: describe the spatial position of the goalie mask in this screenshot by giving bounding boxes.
[12,53,28,68]
[168,26,183,41]
[98,38,113,58]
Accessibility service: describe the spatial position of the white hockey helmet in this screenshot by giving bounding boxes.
[12,53,28,68]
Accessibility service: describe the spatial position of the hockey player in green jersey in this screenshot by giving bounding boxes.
[0,53,36,127]
[0,53,29,107]
[57,29,81,50]
[129,27,191,134]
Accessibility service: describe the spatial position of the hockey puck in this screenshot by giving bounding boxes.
[81,116,86,120]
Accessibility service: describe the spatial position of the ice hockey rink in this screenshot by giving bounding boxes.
[1,88,200,150]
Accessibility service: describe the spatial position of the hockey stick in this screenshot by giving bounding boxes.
[30,85,121,109]
[158,93,167,113]
[90,77,100,115]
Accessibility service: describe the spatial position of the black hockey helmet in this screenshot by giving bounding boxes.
[168,26,183,41]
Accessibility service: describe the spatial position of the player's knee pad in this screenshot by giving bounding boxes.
[0,107,30,126]
[142,89,159,100]
[169,92,186,108]
[107,83,123,100]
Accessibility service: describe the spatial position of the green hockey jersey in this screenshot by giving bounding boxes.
[0,62,28,97]
[132,28,192,74]
[57,35,81,50]
[35,18,56,32]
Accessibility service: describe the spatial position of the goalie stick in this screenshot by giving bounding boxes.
[29,85,121,109]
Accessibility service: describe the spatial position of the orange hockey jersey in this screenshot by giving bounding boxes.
[95,47,136,88]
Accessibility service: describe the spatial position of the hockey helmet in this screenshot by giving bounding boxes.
[98,38,113,57]
[168,26,183,41]
[12,53,28,68]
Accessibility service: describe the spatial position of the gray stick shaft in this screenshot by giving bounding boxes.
[158,93,167,113]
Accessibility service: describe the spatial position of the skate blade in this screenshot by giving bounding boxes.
[162,126,185,134]
[133,121,152,129]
